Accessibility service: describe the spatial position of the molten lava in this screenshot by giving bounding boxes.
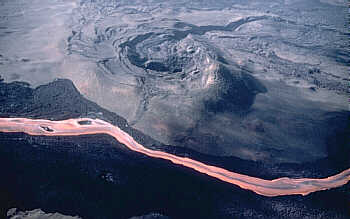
[0,117,349,197]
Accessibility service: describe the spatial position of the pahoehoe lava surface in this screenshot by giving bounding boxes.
[0,0,349,218]
[0,0,348,162]
[68,0,348,162]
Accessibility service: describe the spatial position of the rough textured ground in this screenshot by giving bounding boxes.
[7,208,168,219]
[7,208,81,219]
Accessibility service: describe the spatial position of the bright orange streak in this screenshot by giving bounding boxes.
[0,117,349,197]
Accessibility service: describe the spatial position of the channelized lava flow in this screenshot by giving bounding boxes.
[0,117,349,197]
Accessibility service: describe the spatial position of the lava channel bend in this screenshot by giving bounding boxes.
[0,117,349,197]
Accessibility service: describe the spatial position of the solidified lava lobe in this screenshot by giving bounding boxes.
[0,117,349,197]
[40,125,54,132]
[78,120,92,125]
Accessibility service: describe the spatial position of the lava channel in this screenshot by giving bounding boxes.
[0,117,349,197]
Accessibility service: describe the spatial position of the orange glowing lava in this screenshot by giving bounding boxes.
[0,117,349,197]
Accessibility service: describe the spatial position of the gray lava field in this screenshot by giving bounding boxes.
[0,0,348,163]
[0,0,349,218]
